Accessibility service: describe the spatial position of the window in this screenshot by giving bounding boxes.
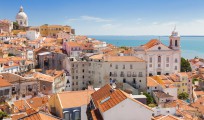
[109,72,112,77]
[130,64,133,69]
[123,78,126,83]
[123,65,125,69]
[133,78,136,84]
[149,64,152,68]
[82,69,84,73]
[139,80,141,82]
[76,76,78,79]
[0,90,3,96]
[82,76,84,79]
[74,110,81,120]
[149,57,152,63]
[166,57,169,63]
[175,66,177,70]
[158,56,161,62]
[120,71,124,77]
[76,82,78,85]
[175,59,178,63]
[175,40,178,46]
[139,72,143,77]
[115,65,118,69]
[166,64,169,67]
[64,111,70,120]
[158,64,161,67]
[43,85,46,90]
[158,47,161,50]
[4,89,9,95]
[110,64,112,67]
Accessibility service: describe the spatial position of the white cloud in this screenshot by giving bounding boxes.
[81,16,112,22]
[101,24,120,30]
[67,15,112,23]
[68,17,204,35]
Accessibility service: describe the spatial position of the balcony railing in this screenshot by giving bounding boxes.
[127,74,131,77]
[120,74,125,77]
[132,74,137,77]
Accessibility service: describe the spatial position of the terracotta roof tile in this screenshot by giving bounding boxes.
[91,84,153,113]
[147,77,159,87]
[142,39,161,50]
[0,77,12,87]
[104,56,145,62]
[57,90,94,109]
[156,115,182,120]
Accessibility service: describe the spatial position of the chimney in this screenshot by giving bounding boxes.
[110,89,114,93]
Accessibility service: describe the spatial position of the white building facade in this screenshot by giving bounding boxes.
[26,30,40,40]
[134,30,181,76]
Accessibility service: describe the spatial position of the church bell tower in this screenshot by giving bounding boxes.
[169,26,180,50]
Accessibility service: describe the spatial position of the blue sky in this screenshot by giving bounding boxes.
[1,0,204,35]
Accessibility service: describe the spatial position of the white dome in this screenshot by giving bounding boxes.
[16,12,28,19]
[16,6,28,20]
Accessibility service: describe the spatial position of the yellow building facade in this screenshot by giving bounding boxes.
[29,24,72,37]
[152,74,189,94]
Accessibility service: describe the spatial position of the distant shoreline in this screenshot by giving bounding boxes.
[88,35,204,37]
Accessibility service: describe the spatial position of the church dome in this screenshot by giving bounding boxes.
[16,6,28,20]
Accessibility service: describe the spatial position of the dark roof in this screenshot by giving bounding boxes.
[153,91,173,98]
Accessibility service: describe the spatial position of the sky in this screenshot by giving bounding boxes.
[1,0,204,35]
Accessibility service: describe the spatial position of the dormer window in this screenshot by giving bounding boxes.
[158,47,161,50]
[9,61,13,66]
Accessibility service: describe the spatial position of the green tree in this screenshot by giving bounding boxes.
[8,53,15,56]
[143,92,154,104]
[178,92,189,100]
[13,22,19,30]
[192,78,199,84]
[181,57,192,72]
[0,111,7,119]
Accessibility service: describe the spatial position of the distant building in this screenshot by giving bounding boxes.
[88,55,147,90]
[0,19,13,32]
[134,29,181,76]
[63,41,82,57]
[16,6,28,27]
[30,24,72,37]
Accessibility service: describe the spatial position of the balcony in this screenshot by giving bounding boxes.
[120,74,125,77]
[138,74,143,77]
[132,74,137,77]
[127,74,131,77]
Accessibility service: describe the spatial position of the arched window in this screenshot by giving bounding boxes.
[175,40,178,46]
[158,56,161,62]
[63,111,70,120]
